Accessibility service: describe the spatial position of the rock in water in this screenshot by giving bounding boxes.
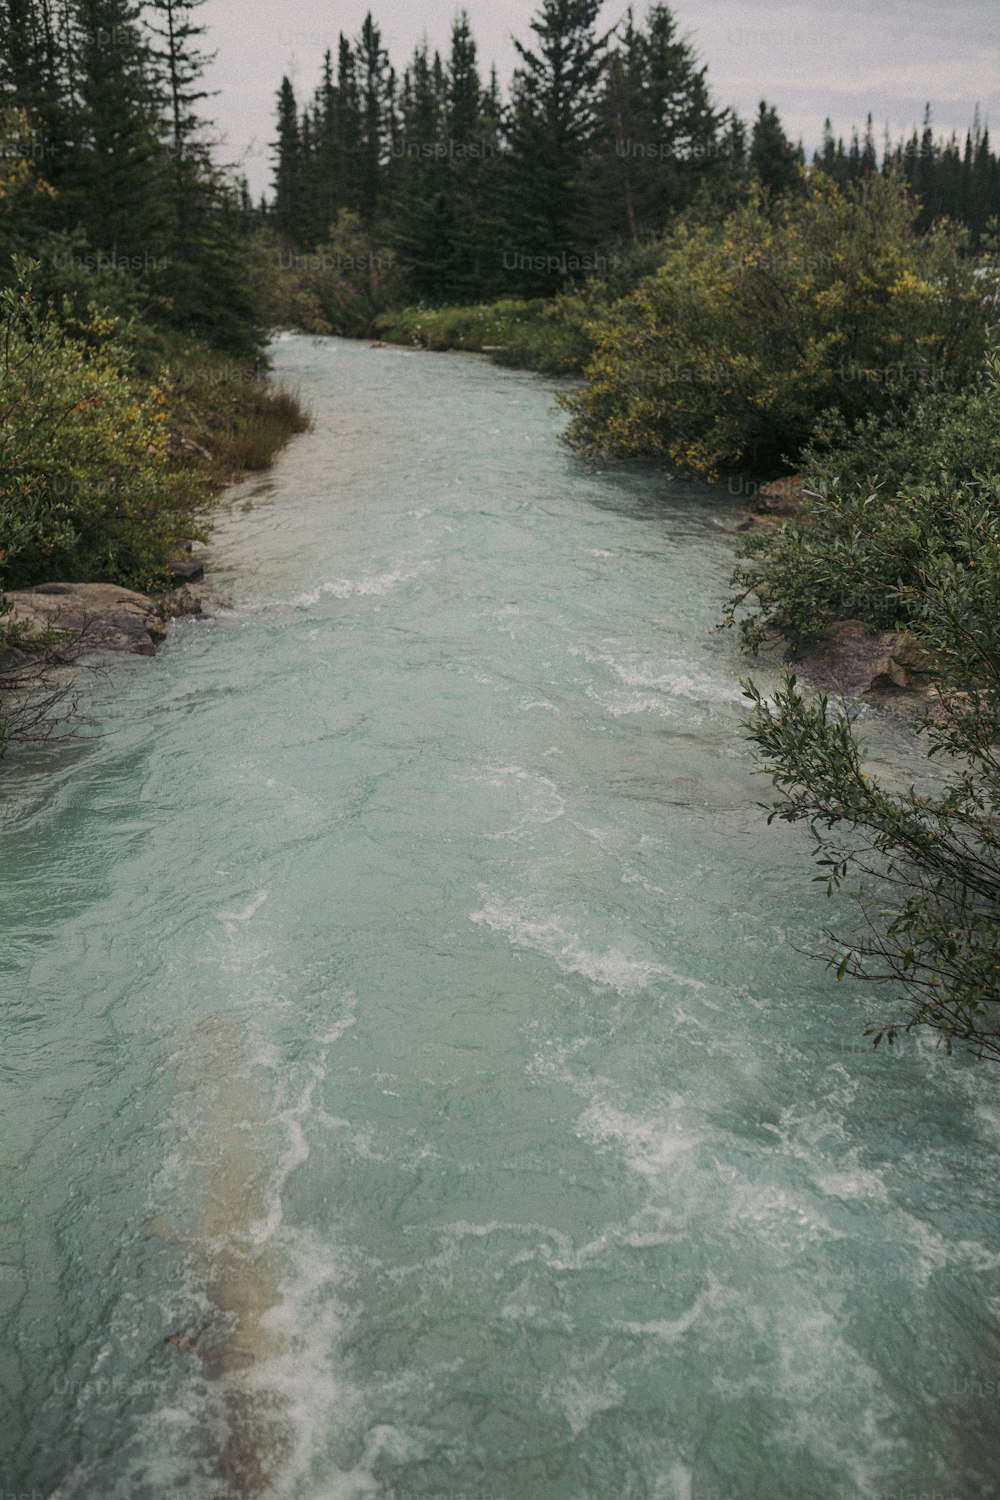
[156,583,235,620]
[793,619,937,697]
[3,582,167,656]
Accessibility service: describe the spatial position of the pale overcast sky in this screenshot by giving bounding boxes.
[199,0,1000,198]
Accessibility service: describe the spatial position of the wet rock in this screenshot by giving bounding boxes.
[158,585,203,620]
[4,582,167,656]
[169,555,205,583]
[157,583,234,620]
[891,632,937,680]
[792,619,937,698]
[165,1331,200,1352]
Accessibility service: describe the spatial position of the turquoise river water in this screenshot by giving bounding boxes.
[1,336,998,1500]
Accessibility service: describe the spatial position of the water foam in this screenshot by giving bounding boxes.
[221,1002,382,1500]
[253,1227,380,1500]
[579,1100,704,1182]
[464,765,566,840]
[216,888,269,925]
[471,888,703,996]
[293,561,428,607]
[571,641,743,702]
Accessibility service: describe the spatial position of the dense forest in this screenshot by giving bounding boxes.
[0,0,313,606]
[265,4,999,316]
[2,0,999,1061]
[0,0,260,351]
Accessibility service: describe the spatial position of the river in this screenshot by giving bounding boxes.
[1,335,998,1500]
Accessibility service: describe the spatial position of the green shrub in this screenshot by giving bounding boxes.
[561,172,993,479]
[801,374,1000,498]
[251,213,402,338]
[730,359,1000,648]
[0,267,205,591]
[744,478,1000,1060]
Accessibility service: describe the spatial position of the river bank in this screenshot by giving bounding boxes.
[2,575,231,657]
[0,305,310,756]
[1,341,936,714]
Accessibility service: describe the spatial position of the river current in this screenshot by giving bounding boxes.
[1,336,998,1500]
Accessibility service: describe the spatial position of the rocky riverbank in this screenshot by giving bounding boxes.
[739,476,939,705]
[3,574,232,660]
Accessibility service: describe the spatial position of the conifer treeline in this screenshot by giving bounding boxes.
[817,109,999,243]
[271,2,751,301]
[0,0,257,353]
[272,1,1000,304]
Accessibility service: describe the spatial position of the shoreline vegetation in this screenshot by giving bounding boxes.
[0,262,310,755]
[3,0,999,1061]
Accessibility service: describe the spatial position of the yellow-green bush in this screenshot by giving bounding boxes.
[562,173,993,479]
[0,269,206,590]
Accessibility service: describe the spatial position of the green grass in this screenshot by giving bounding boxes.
[160,347,312,484]
[374,296,594,376]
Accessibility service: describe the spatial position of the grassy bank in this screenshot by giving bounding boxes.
[372,295,595,377]
[162,346,312,489]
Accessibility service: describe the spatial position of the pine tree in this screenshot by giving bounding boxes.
[447,9,479,142]
[388,12,505,301]
[592,3,726,242]
[644,2,723,202]
[144,0,259,352]
[272,75,306,244]
[503,0,610,294]
[959,127,974,226]
[308,49,341,241]
[336,32,363,218]
[446,11,504,299]
[591,8,646,243]
[0,1,68,157]
[355,12,390,229]
[970,123,994,246]
[749,100,802,201]
[390,40,454,301]
[145,0,212,197]
[0,0,74,245]
[816,117,849,187]
[70,0,166,259]
[916,102,934,212]
[487,64,502,124]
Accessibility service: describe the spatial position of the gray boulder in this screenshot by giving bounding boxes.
[3,582,168,656]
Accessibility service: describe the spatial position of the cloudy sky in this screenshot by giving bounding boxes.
[199,0,1000,197]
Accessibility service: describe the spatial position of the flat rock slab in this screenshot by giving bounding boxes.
[4,583,167,656]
